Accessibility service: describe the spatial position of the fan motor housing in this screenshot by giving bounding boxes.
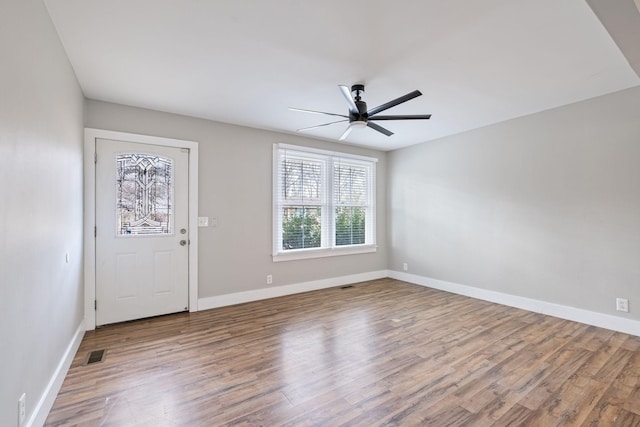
[354,101,368,117]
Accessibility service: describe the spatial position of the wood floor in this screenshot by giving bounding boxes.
[46,279,640,426]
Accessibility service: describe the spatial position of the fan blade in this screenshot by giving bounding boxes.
[339,125,353,141]
[367,90,422,116]
[367,121,394,137]
[338,85,358,114]
[369,114,431,120]
[288,107,348,118]
[297,119,348,132]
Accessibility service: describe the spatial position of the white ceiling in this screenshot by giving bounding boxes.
[44,0,639,151]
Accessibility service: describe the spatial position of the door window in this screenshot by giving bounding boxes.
[116,153,173,236]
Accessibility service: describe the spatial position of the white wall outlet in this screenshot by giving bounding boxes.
[403,263,408,271]
[197,216,209,227]
[616,298,629,313]
[18,393,26,426]
[266,275,273,285]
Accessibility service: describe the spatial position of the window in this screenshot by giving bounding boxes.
[273,144,376,261]
[116,153,174,236]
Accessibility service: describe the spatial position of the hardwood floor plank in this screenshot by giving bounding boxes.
[45,279,640,426]
[613,409,640,426]
[518,345,593,411]
[420,398,479,426]
[582,383,636,426]
[490,403,535,426]
[593,348,634,384]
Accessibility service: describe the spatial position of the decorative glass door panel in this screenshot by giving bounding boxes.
[116,153,173,236]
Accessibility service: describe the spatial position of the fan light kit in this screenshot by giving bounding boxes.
[289,84,431,141]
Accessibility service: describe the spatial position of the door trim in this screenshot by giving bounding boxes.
[84,128,199,330]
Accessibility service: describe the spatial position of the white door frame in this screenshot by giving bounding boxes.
[84,128,199,330]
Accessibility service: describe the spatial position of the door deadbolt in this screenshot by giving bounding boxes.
[180,228,187,234]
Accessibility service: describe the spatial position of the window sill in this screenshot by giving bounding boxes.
[272,244,377,262]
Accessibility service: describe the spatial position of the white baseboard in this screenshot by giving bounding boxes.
[389,271,640,337]
[29,321,85,427]
[198,270,389,311]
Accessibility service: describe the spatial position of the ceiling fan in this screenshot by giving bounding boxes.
[289,84,431,141]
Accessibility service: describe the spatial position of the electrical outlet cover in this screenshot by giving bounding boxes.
[616,298,629,313]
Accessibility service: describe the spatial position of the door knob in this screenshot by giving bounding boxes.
[179,240,187,246]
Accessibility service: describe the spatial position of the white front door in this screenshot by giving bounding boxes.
[95,138,189,326]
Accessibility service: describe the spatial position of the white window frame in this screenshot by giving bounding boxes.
[273,143,377,262]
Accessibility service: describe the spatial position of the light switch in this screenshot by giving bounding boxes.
[198,217,209,227]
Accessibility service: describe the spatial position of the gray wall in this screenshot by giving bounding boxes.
[0,0,85,424]
[85,100,388,298]
[389,86,640,320]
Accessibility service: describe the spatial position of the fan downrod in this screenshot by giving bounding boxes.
[351,84,365,99]
[351,84,367,115]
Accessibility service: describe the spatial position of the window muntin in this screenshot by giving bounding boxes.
[274,144,376,260]
[116,153,174,236]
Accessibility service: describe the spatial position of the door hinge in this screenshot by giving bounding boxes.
[94,152,97,164]
[94,226,97,237]
[94,300,97,310]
